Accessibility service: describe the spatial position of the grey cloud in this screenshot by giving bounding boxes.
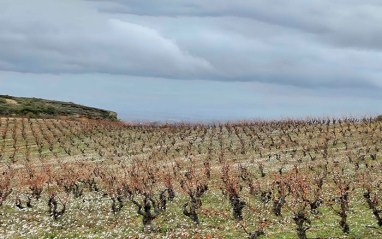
[145,16,381,88]
[90,0,382,50]
[1,0,382,90]
[84,0,382,89]
[0,0,212,77]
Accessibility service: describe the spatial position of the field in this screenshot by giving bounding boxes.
[0,116,381,238]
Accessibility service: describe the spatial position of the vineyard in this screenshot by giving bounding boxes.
[0,116,381,238]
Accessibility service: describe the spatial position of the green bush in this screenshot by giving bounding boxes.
[17,106,41,117]
[43,106,57,115]
[0,105,9,115]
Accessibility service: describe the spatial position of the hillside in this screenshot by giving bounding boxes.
[0,95,118,121]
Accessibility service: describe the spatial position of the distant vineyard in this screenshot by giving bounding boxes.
[0,116,381,238]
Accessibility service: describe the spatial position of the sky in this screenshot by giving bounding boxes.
[0,0,382,122]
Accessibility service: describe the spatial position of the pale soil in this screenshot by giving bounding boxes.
[5,99,18,105]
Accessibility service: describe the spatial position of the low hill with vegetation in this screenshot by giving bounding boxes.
[0,95,118,121]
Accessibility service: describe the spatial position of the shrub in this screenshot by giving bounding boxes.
[44,106,58,115]
[0,105,11,115]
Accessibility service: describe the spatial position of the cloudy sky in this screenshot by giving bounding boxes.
[1,0,381,121]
